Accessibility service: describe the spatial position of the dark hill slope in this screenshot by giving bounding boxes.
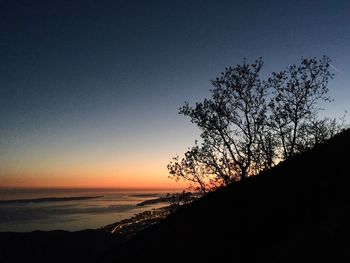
[102,129,350,262]
[0,230,121,263]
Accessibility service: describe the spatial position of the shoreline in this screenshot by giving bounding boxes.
[0,191,199,234]
[98,191,201,238]
[98,205,177,239]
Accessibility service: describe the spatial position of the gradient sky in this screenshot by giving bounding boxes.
[1,0,350,188]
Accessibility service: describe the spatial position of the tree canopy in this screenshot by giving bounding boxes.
[168,56,346,192]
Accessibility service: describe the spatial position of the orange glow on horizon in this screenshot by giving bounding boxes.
[0,163,187,190]
[0,142,190,190]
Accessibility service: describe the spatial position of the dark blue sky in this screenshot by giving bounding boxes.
[1,0,350,187]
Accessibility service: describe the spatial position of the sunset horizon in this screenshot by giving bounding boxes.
[1,1,350,261]
[1,1,349,192]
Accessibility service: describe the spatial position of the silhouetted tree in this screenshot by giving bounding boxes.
[168,143,214,192]
[267,56,333,159]
[168,56,346,191]
[304,112,348,147]
[169,59,268,191]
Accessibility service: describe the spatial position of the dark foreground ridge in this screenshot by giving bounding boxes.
[101,129,350,262]
[0,129,349,263]
[0,196,103,204]
[0,230,121,263]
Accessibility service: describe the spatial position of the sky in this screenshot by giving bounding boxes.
[0,0,350,189]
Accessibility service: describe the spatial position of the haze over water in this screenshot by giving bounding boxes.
[0,188,171,232]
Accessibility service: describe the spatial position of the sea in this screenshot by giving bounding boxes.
[0,188,174,232]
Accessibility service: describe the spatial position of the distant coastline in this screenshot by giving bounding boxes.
[129,194,161,198]
[0,196,103,204]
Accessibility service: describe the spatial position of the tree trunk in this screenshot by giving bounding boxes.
[241,169,247,181]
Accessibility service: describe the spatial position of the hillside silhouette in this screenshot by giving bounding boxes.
[0,129,349,263]
[102,129,350,262]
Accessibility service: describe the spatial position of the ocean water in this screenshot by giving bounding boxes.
[0,188,172,232]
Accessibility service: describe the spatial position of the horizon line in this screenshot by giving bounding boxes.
[0,186,187,191]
